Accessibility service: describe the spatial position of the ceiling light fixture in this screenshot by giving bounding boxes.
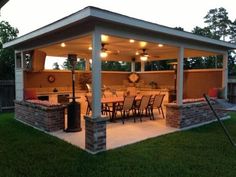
[100,43,108,58]
[158,44,164,47]
[140,41,147,48]
[129,39,135,43]
[140,49,149,61]
[60,42,66,47]
[101,34,109,43]
[88,46,92,50]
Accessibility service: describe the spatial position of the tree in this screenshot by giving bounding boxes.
[0,21,19,80]
[174,27,184,31]
[229,19,236,43]
[204,7,231,41]
[191,7,236,74]
[52,62,60,70]
[61,59,85,70]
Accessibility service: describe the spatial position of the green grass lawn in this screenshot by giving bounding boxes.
[0,113,236,177]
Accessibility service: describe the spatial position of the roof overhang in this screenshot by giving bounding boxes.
[3,6,236,50]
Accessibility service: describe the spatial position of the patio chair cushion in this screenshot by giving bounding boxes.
[208,88,218,98]
[24,89,38,100]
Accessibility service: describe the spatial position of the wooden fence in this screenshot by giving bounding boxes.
[0,80,15,112]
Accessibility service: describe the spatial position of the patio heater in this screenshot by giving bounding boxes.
[66,54,82,132]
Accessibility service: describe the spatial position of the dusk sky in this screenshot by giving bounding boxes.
[1,0,236,68]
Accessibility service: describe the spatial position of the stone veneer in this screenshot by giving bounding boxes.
[15,100,66,132]
[84,116,109,154]
[165,100,228,128]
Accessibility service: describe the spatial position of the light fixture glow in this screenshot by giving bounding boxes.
[60,42,66,47]
[135,51,139,55]
[89,59,92,64]
[88,46,92,50]
[129,39,135,43]
[140,41,147,48]
[158,44,164,47]
[101,34,109,42]
[100,51,108,58]
[140,55,148,61]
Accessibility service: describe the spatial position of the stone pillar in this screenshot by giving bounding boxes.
[222,52,228,99]
[84,116,109,154]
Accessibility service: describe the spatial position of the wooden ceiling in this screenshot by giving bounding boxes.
[38,34,221,62]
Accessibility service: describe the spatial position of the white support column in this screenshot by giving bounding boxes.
[141,61,145,72]
[91,29,102,118]
[85,58,90,71]
[222,52,228,99]
[15,51,24,101]
[131,60,135,72]
[176,46,184,105]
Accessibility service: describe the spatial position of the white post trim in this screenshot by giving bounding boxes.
[176,46,184,105]
[131,60,135,72]
[222,52,228,99]
[141,61,145,72]
[91,29,102,118]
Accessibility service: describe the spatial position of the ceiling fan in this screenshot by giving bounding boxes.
[100,43,120,58]
[136,48,160,61]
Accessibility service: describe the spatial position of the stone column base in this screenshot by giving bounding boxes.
[165,101,228,129]
[84,116,109,154]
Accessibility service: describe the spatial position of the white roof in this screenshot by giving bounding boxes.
[3,6,236,49]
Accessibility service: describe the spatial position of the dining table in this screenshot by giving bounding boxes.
[101,95,142,122]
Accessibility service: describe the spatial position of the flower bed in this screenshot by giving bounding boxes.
[15,100,66,132]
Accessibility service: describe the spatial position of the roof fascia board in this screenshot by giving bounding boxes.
[90,7,236,49]
[98,25,226,54]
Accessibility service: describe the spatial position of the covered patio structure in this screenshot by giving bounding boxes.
[4,6,236,153]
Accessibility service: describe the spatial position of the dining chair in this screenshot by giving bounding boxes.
[85,95,112,118]
[149,94,165,119]
[85,95,92,115]
[115,96,135,124]
[134,95,151,122]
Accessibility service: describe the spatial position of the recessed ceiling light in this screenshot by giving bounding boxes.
[129,39,135,43]
[60,42,66,47]
[88,46,92,50]
[101,34,109,42]
[158,44,164,47]
[140,41,147,48]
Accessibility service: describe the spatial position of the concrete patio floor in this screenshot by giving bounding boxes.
[50,113,178,150]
